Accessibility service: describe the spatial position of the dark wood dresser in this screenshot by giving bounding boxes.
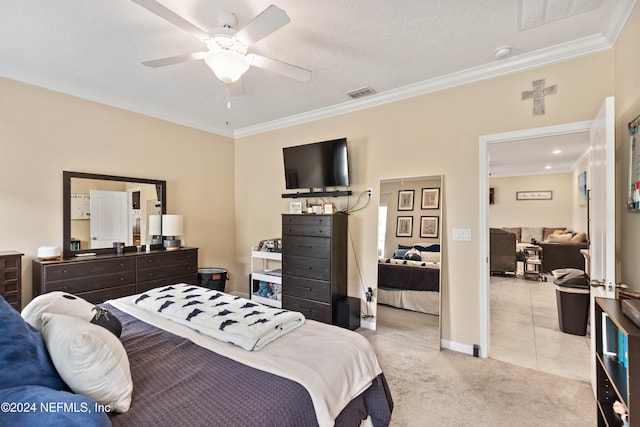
[0,251,23,310]
[32,248,198,304]
[282,214,347,325]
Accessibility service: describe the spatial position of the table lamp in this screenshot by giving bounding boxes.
[162,214,183,250]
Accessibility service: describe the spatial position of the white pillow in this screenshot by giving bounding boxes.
[22,291,98,332]
[22,291,122,337]
[40,313,133,413]
[419,252,441,263]
[521,227,543,243]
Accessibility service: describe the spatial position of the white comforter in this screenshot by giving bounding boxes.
[133,283,304,351]
[108,293,382,427]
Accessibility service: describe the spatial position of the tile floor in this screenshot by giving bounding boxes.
[490,273,591,382]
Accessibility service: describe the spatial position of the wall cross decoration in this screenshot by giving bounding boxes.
[522,79,557,116]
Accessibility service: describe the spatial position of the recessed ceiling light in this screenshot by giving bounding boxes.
[545,165,552,169]
[552,149,562,154]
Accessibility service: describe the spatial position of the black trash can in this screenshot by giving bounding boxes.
[553,269,590,336]
[198,268,229,292]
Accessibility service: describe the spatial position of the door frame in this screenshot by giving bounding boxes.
[478,120,592,358]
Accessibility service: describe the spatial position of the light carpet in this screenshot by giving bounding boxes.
[358,308,595,426]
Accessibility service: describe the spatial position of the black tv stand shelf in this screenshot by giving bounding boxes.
[281,190,352,199]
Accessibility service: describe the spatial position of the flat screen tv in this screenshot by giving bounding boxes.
[283,138,350,190]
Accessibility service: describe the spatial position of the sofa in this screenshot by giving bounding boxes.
[490,228,517,274]
[493,226,589,275]
[538,241,588,273]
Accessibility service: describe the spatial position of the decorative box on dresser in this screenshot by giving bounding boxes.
[32,248,198,304]
[595,297,640,426]
[281,213,347,325]
[0,251,23,310]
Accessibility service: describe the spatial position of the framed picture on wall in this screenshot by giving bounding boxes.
[398,190,415,211]
[396,216,413,237]
[421,188,440,209]
[420,216,439,238]
[578,171,587,206]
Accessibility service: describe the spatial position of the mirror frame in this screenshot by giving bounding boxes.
[63,171,167,258]
[377,174,443,350]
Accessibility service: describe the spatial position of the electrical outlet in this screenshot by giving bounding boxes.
[367,188,373,198]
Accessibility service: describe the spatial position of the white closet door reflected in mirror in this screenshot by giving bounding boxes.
[377,175,443,350]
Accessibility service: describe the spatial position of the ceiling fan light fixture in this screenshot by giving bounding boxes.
[204,49,251,84]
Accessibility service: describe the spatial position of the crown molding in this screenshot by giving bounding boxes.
[234,34,612,139]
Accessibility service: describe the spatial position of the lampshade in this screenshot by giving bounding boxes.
[204,49,251,84]
[149,215,161,236]
[162,215,183,237]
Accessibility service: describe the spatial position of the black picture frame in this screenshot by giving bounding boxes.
[398,190,415,211]
[396,216,413,237]
[421,188,440,209]
[420,216,439,238]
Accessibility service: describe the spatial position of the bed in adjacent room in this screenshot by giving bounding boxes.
[377,244,440,315]
[5,285,393,427]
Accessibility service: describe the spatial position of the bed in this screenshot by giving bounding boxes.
[377,244,440,315]
[1,285,393,427]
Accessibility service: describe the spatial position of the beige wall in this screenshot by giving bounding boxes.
[616,8,640,287]
[235,51,614,349]
[488,173,576,232]
[0,78,238,303]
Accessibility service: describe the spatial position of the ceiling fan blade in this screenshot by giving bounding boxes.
[132,0,210,41]
[142,51,207,68]
[228,79,245,97]
[249,54,311,82]
[234,5,290,46]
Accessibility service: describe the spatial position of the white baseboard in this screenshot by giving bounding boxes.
[441,340,483,357]
[360,319,376,330]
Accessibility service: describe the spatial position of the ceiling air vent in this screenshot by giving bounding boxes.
[346,86,376,99]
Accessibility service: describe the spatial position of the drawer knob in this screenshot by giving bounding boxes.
[119,263,124,267]
[119,277,125,281]
[63,269,68,274]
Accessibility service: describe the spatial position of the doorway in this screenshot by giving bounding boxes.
[479,121,593,380]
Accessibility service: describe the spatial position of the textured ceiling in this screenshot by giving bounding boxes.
[1,0,637,142]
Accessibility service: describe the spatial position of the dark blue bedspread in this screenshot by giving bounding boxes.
[107,306,392,427]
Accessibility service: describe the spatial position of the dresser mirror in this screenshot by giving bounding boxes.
[377,175,443,350]
[63,171,166,258]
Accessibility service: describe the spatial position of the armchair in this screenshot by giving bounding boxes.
[490,228,517,274]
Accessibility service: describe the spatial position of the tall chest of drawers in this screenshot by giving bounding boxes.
[32,248,198,304]
[282,214,347,325]
[0,251,23,310]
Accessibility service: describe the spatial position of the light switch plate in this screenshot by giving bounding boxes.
[453,228,472,241]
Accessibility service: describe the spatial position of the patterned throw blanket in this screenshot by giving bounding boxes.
[134,284,305,351]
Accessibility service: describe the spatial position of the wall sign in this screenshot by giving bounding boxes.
[516,191,552,200]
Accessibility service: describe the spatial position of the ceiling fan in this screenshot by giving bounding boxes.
[132,1,311,94]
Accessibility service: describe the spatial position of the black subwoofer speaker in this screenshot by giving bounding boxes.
[335,296,360,330]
